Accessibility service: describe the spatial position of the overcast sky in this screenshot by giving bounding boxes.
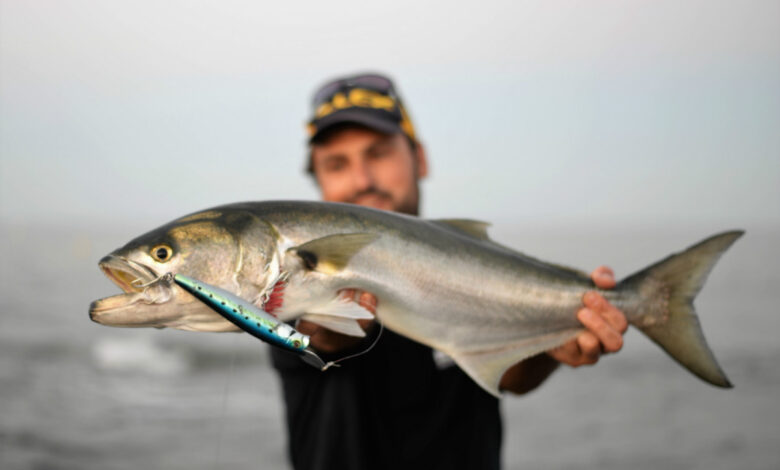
[1,0,778,230]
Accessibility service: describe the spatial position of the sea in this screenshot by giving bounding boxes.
[1,221,778,470]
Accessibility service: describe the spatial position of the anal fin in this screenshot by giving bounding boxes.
[450,329,581,397]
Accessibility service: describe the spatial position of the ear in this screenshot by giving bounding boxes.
[414,142,429,179]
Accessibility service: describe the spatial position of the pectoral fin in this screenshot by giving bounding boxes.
[299,295,375,337]
[308,295,374,320]
[289,233,380,274]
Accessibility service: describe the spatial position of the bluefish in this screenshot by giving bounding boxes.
[89,201,741,396]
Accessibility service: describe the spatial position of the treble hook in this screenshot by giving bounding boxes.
[131,272,174,289]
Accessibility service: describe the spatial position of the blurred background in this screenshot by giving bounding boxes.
[1,1,778,469]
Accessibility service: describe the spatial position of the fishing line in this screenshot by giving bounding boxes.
[213,335,238,470]
[320,321,385,370]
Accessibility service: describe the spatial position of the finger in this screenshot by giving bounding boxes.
[357,291,378,314]
[583,291,628,334]
[590,265,616,289]
[310,328,359,354]
[577,331,601,364]
[548,338,580,364]
[356,318,377,331]
[294,319,320,336]
[355,291,377,330]
[338,289,357,301]
[582,291,607,311]
[577,307,624,354]
[601,304,629,334]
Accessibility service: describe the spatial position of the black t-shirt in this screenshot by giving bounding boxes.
[270,329,502,470]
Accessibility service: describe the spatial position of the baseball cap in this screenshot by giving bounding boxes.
[306,73,417,143]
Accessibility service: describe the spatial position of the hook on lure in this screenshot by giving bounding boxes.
[131,272,175,289]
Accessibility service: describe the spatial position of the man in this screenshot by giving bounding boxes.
[270,73,627,470]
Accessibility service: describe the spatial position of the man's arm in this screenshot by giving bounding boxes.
[499,266,628,394]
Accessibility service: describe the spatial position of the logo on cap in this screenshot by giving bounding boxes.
[307,73,416,142]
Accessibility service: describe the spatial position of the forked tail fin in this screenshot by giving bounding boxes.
[619,231,744,388]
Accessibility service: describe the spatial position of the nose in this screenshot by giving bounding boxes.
[350,157,374,192]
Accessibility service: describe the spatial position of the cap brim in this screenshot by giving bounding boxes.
[309,109,402,143]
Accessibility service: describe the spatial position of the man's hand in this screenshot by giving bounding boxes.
[296,290,378,354]
[500,266,629,394]
[547,266,628,366]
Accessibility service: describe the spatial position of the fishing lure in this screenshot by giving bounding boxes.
[170,273,332,370]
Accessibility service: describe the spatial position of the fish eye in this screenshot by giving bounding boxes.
[151,244,173,263]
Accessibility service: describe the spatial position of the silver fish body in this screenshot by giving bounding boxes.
[90,201,741,396]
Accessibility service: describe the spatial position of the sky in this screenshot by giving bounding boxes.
[1,0,778,230]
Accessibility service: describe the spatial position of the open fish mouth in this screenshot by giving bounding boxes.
[90,255,176,326]
[99,254,158,294]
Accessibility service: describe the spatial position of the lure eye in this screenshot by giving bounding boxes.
[151,244,173,263]
[292,339,301,348]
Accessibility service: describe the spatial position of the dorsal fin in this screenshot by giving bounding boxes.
[433,219,588,279]
[431,219,491,240]
[289,233,380,274]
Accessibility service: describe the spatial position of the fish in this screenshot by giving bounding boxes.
[89,200,742,396]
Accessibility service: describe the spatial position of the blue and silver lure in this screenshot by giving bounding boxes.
[171,273,331,370]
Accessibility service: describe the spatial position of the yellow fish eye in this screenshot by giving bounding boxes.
[151,244,173,263]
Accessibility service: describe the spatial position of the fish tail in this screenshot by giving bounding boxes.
[619,230,743,388]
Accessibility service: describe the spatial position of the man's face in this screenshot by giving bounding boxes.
[311,127,427,215]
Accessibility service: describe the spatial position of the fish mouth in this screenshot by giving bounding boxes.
[90,255,238,332]
[90,255,176,327]
[98,254,158,294]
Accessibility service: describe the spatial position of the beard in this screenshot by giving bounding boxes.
[347,185,420,216]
